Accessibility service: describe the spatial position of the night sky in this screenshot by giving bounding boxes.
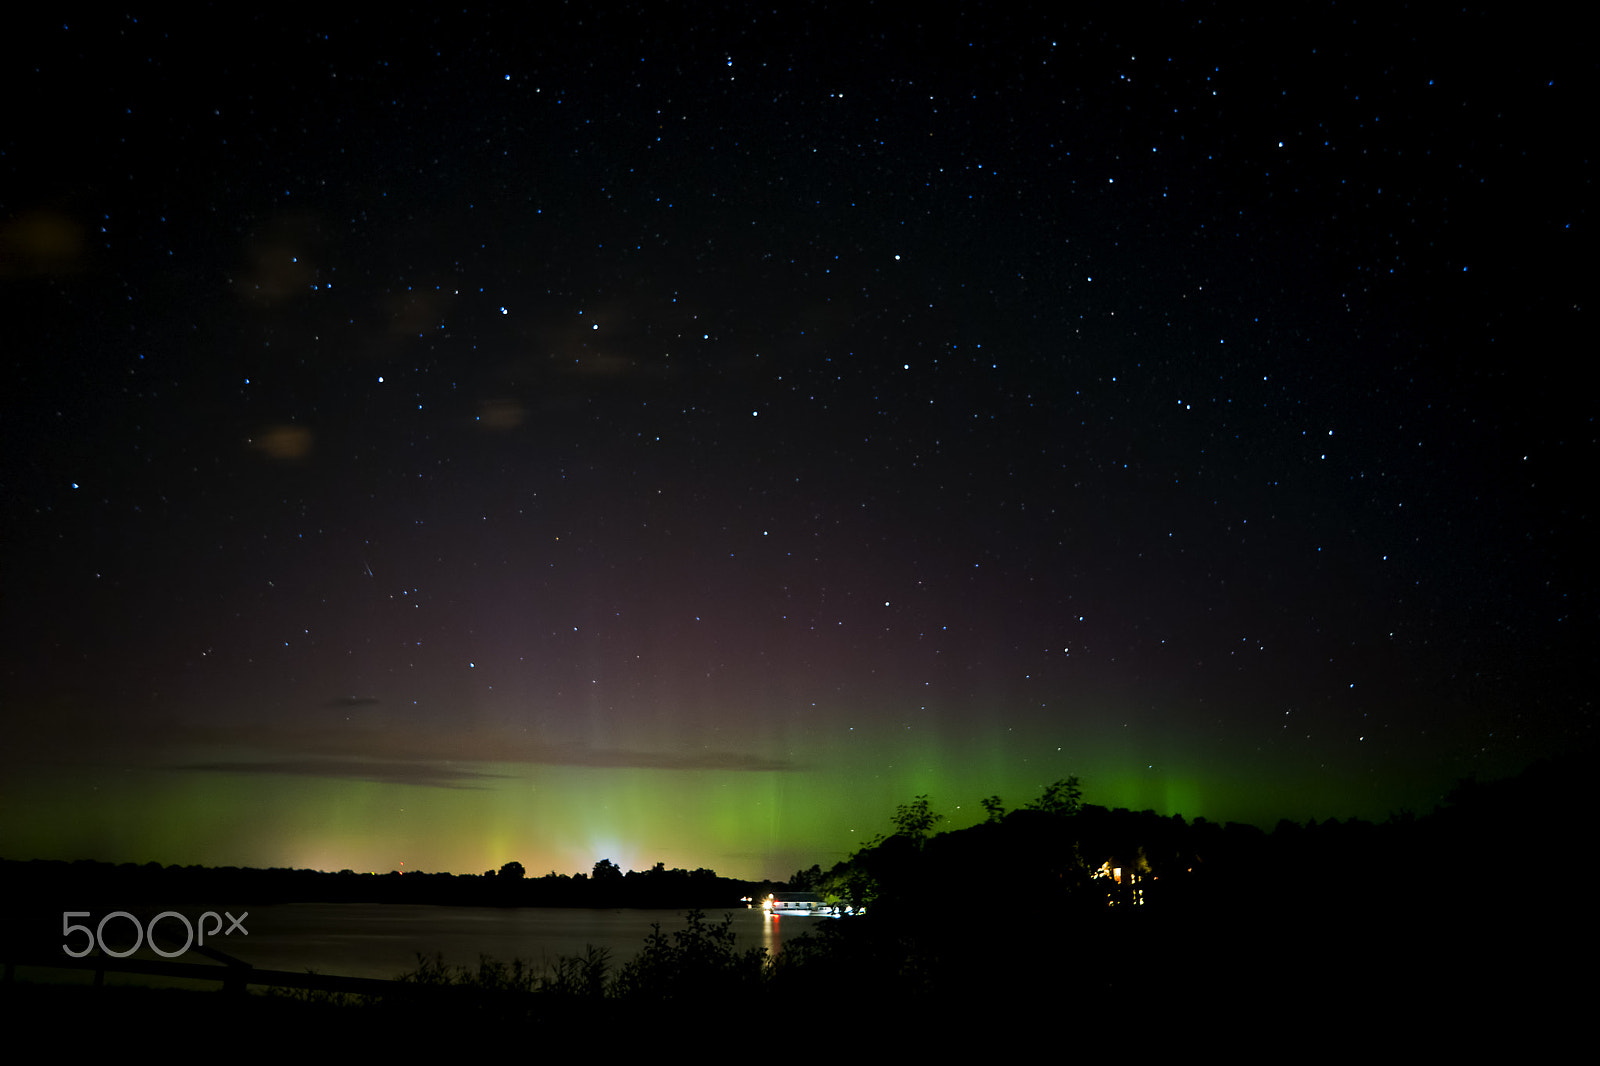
[2,6,1588,881]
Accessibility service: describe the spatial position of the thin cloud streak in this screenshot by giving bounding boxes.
[179,759,502,789]
[169,721,803,784]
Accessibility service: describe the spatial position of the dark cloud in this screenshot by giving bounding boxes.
[168,720,801,784]
[4,711,799,782]
[178,758,501,789]
[544,746,801,773]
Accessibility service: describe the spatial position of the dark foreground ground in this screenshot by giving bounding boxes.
[3,907,1575,1055]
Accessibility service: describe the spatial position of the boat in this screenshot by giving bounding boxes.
[758,891,859,917]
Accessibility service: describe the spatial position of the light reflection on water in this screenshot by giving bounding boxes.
[225,903,825,982]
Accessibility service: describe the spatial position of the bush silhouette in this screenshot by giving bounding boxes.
[609,909,767,1002]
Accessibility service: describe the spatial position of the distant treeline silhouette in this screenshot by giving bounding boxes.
[0,857,765,913]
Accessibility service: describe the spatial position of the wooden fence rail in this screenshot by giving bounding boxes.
[3,953,403,998]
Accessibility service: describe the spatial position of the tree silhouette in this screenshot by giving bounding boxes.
[1026,776,1083,817]
[788,863,822,889]
[592,858,623,883]
[891,795,943,845]
[499,861,526,880]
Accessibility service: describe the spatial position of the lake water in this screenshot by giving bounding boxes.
[23,904,824,987]
[239,903,811,980]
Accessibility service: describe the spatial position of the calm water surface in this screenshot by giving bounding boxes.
[107,904,820,983]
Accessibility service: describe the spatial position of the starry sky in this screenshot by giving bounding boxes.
[1,6,1589,881]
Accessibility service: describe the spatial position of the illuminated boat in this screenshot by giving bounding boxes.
[759,890,833,916]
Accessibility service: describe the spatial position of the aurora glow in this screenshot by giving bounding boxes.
[0,7,1586,882]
